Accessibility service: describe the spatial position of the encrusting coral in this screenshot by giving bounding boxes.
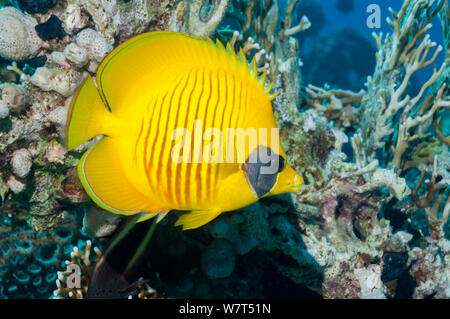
[0,0,448,299]
[0,7,43,61]
[0,207,91,298]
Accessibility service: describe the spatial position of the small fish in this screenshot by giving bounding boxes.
[65,31,303,230]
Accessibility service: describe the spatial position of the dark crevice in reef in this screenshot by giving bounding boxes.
[380,198,408,233]
[393,271,416,299]
[380,198,431,248]
[261,262,322,299]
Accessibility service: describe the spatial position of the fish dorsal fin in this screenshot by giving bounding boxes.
[249,57,257,77]
[258,71,267,87]
[175,209,222,230]
[95,31,278,114]
[265,81,280,100]
[226,42,236,57]
[237,47,247,64]
[226,41,279,100]
[206,36,215,46]
[215,38,226,51]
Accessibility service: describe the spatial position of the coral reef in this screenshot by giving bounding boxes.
[0,0,448,299]
[17,0,58,15]
[298,0,450,298]
[53,239,100,299]
[0,7,42,61]
[35,15,65,41]
[0,207,89,298]
[53,237,159,299]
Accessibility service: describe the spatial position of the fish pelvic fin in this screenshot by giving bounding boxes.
[136,210,169,223]
[65,74,112,150]
[175,209,222,230]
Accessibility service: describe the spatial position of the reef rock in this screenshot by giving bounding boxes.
[0,7,42,61]
[11,148,32,178]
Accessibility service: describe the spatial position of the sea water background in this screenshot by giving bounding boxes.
[298,0,445,93]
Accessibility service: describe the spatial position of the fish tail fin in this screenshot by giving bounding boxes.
[65,75,111,151]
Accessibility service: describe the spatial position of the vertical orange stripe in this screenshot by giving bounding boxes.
[201,69,221,204]
[143,96,160,192]
[178,69,200,206]
[185,70,207,206]
[192,70,213,205]
[213,71,229,198]
[170,69,194,205]
[225,72,236,157]
[232,73,244,162]
[133,116,145,166]
[158,75,185,202]
[241,81,249,125]
[147,92,168,199]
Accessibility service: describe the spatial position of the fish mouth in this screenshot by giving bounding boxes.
[289,174,303,193]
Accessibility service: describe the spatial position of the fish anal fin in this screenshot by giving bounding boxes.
[175,209,222,230]
[79,137,154,215]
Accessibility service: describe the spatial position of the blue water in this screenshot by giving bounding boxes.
[291,0,445,91]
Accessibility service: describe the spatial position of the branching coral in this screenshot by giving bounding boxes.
[225,0,310,81]
[53,240,100,299]
[53,239,159,299]
[186,0,230,37]
[360,0,448,169]
[305,85,364,128]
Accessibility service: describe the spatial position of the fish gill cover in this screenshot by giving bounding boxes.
[0,0,448,300]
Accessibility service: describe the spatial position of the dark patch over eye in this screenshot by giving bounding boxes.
[242,146,285,198]
[277,155,285,173]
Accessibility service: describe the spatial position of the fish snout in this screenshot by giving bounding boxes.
[275,167,303,194]
[290,173,303,193]
[281,172,303,193]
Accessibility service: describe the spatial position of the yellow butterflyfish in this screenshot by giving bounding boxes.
[65,31,303,230]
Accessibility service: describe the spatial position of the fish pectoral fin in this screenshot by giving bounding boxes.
[175,209,222,230]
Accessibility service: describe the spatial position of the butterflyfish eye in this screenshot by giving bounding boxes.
[242,146,284,198]
[276,155,285,173]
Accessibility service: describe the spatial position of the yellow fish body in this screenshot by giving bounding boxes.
[65,31,303,230]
